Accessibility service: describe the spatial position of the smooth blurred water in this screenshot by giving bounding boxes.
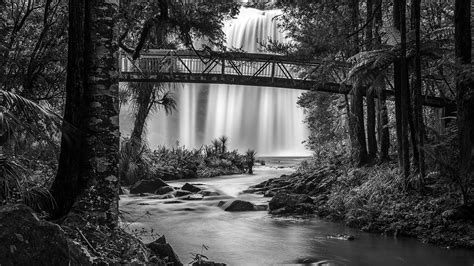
[120,167,474,266]
[120,7,310,156]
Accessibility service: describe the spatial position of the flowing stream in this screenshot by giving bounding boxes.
[120,165,474,266]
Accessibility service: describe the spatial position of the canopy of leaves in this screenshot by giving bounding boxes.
[0,0,67,107]
[119,0,240,56]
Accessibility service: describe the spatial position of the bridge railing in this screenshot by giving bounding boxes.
[119,49,348,84]
[119,49,453,105]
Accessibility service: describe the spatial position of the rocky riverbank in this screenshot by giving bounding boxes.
[248,163,474,249]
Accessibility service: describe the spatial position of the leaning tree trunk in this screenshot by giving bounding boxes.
[49,0,87,220]
[130,83,154,146]
[454,0,473,204]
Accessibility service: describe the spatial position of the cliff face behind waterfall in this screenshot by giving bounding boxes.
[120,7,310,156]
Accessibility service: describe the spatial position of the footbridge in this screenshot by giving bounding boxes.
[119,49,452,107]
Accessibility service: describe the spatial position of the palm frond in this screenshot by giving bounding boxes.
[0,90,61,124]
[346,48,395,88]
[426,26,454,41]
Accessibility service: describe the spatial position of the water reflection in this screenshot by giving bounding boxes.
[120,167,474,265]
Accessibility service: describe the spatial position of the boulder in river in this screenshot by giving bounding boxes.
[198,190,220,196]
[269,192,314,214]
[221,200,256,212]
[174,190,192,197]
[182,183,201,193]
[147,235,183,266]
[155,186,175,195]
[130,179,168,194]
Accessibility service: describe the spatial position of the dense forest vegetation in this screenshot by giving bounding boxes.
[0,0,472,264]
[258,0,473,249]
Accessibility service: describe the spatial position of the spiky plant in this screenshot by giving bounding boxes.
[119,138,155,185]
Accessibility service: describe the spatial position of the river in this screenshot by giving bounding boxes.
[120,166,474,265]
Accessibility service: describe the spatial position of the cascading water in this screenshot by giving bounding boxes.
[120,7,310,156]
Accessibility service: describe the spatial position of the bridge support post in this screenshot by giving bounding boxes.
[271,62,276,82]
[221,59,225,77]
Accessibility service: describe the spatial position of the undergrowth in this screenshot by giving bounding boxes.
[306,162,474,248]
[120,137,256,185]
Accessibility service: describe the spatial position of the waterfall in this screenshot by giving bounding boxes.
[120,7,310,156]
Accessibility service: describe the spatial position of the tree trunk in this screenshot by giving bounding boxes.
[349,0,368,166]
[351,86,368,166]
[68,0,120,227]
[377,90,390,161]
[49,0,87,220]
[51,0,120,227]
[366,92,377,162]
[130,83,154,146]
[455,0,473,204]
[374,0,390,162]
[412,0,426,182]
[393,1,404,170]
[400,0,411,185]
[366,0,377,162]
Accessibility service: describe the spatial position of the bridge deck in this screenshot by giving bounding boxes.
[119,49,451,107]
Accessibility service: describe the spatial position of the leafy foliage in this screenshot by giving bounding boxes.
[0,0,67,106]
[119,0,240,55]
[0,89,61,212]
[119,136,252,185]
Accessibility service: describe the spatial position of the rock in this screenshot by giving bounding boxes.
[0,204,92,265]
[154,235,167,245]
[173,190,192,197]
[130,179,168,194]
[326,234,355,241]
[198,190,220,196]
[263,190,275,197]
[181,194,204,201]
[268,192,314,214]
[269,192,314,210]
[147,235,183,266]
[155,186,175,195]
[182,183,201,193]
[221,200,256,212]
[154,194,175,199]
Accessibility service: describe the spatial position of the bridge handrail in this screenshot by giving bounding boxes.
[135,49,348,67]
[119,49,454,106]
